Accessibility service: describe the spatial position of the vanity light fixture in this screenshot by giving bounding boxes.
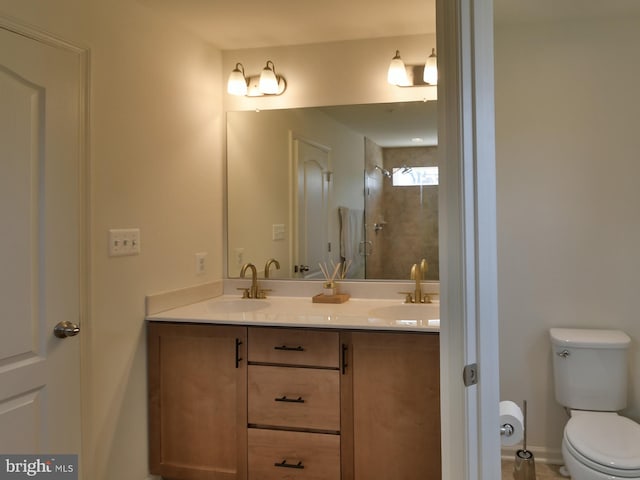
[387,48,438,87]
[226,60,287,97]
[423,48,438,85]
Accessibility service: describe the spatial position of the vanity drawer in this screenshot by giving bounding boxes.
[248,327,339,368]
[248,428,340,480]
[248,365,340,431]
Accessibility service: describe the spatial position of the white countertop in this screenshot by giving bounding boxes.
[146,295,440,332]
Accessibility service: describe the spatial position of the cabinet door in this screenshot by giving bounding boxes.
[148,322,247,480]
[341,332,440,480]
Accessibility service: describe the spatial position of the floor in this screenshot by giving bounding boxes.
[501,460,568,479]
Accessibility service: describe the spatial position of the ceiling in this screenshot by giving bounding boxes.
[320,102,438,148]
[141,0,640,50]
[140,0,436,49]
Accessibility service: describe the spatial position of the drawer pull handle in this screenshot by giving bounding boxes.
[274,460,304,469]
[341,343,348,374]
[235,338,243,368]
[274,345,305,352]
[274,395,305,403]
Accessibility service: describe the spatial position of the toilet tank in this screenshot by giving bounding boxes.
[550,328,631,411]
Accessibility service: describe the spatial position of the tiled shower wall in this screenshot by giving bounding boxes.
[364,138,385,278]
[364,139,439,280]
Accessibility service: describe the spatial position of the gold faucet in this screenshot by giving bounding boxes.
[401,260,431,304]
[239,262,265,299]
[419,258,428,277]
[264,258,280,278]
[411,263,423,303]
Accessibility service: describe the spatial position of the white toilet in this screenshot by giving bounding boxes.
[550,328,640,479]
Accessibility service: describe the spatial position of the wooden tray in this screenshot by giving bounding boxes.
[312,293,350,304]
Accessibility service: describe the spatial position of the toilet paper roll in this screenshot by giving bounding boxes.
[500,400,524,446]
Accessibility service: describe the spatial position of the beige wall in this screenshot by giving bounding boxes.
[89,6,223,480]
[495,16,640,459]
[0,0,89,40]
[1,1,223,479]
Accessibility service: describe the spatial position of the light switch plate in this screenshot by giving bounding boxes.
[108,228,141,256]
[272,224,285,241]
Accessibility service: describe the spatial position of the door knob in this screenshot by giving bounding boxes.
[54,321,80,338]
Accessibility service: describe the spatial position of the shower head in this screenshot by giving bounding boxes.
[375,165,392,178]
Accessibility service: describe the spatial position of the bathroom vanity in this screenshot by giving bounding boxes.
[147,296,441,480]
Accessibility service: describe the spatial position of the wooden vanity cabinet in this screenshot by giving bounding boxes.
[340,331,441,480]
[147,322,247,480]
[147,323,440,480]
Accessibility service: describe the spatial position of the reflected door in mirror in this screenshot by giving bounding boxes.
[293,138,331,279]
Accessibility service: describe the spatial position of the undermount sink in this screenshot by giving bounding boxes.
[368,303,439,321]
[205,299,269,314]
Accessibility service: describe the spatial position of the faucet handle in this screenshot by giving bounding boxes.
[421,293,432,304]
[236,287,251,299]
[398,291,415,304]
[257,288,272,299]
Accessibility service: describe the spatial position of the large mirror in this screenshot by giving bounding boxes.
[226,101,438,281]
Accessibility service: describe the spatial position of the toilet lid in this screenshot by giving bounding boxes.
[565,413,640,473]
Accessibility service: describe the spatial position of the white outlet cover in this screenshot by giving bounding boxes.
[195,252,207,274]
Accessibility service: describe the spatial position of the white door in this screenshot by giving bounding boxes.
[292,138,331,279]
[437,0,501,478]
[0,23,85,459]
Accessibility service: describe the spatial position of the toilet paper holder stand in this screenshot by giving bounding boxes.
[500,423,515,438]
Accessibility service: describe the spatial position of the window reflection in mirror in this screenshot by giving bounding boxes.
[226,101,438,281]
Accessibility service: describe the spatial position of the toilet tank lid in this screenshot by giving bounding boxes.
[550,328,631,349]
